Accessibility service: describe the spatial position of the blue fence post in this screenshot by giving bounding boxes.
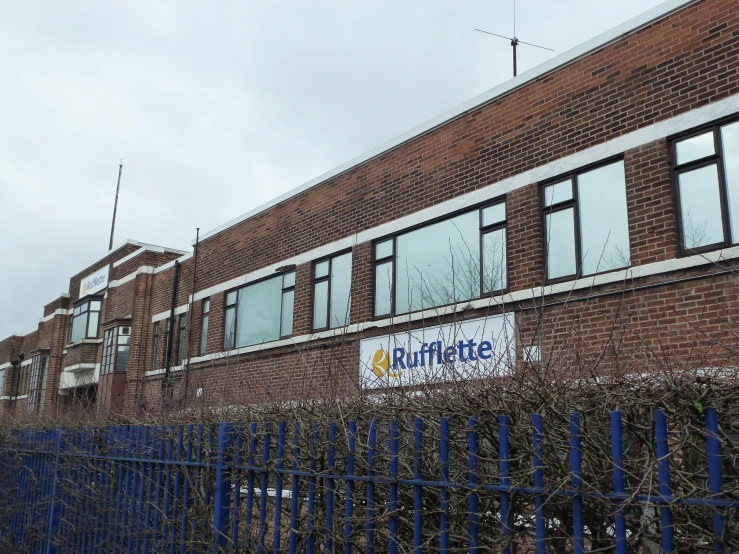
[388,419,399,554]
[258,423,272,554]
[245,422,258,546]
[44,427,63,554]
[413,418,423,554]
[273,422,286,553]
[532,413,546,554]
[468,416,479,554]
[705,408,724,553]
[654,409,674,553]
[499,414,511,554]
[231,424,244,550]
[344,420,357,554]
[288,422,301,554]
[306,423,318,554]
[212,422,234,552]
[365,420,377,554]
[439,417,450,554]
[569,413,584,554]
[325,422,337,554]
[610,411,627,554]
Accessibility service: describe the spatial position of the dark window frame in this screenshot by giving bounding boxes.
[177,314,187,366]
[669,116,739,256]
[68,295,103,344]
[371,198,508,319]
[199,298,210,356]
[28,353,49,413]
[223,271,296,350]
[101,326,131,375]
[540,156,629,285]
[151,322,160,371]
[312,249,353,331]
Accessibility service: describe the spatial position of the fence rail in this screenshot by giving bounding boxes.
[0,408,737,553]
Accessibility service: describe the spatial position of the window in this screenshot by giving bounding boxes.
[151,322,160,371]
[69,297,102,343]
[224,272,295,349]
[542,159,630,281]
[28,354,49,413]
[672,119,739,252]
[313,252,352,330]
[0,368,4,397]
[177,315,187,365]
[200,299,210,355]
[373,201,507,317]
[101,327,131,374]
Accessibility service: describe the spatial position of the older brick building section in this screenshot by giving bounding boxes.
[2,0,739,418]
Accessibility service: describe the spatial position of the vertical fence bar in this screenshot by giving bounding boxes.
[190,425,203,554]
[289,422,301,554]
[136,427,150,554]
[610,411,628,554]
[231,424,244,550]
[569,413,584,554]
[161,427,174,553]
[273,422,286,553]
[126,425,141,554]
[112,426,127,551]
[325,422,337,554]
[439,417,450,554]
[170,426,183,554]
[306,423,318,554]
[499,415,511,554]
[413,418,423,554]
[212,422,234,552]
[180,425,194,554]
[532,413,546,554]
[654,409,674,553]
[144,426,157,554]
[258,424,272,554]
[44,427,63,554]
[468,417,479,554]
[388,419,399,554]
[245,422,257,546]
[153,426,166,554]
[344,420,357,554]
[705,408,725,553]
[365,420,377,554]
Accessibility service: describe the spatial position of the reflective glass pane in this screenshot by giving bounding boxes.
[282,271,296,289]
[578,161,631,275]
[678,164,724,249]
[374,261,393,317]
[330,252,352,328]
[545,208,577,279]
[87,311,99,338]
[676,131,715,165]
[396,211,480,314]
[281,290,294,336]
[74,306,81,316]
[0,370,5,397]
[315,260,329,279]
[482,203,506,227]
[313,280,328,329]
[116,346,129,372]
[226,291,237,306]
[90,301,101,311]
[544,179,573,207]
[71,313,88,343]
[200,315,209,354]
[375,240,393,260]
[235,276,282,347]
[203,299,210,314]
[224,307,236,349]
[721,121,739,243]
[482,228,507,293]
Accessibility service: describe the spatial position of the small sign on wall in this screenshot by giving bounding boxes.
[79,265,110,298]
[359,313,515,389]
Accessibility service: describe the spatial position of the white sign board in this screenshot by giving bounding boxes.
[359,313,515,389]
[79,265,110,298]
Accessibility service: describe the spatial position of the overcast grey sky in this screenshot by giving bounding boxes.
[0,0,669,339]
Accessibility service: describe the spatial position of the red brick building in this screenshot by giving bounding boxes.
[2,0,739,418]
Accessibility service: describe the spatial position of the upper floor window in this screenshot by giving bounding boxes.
[672,119,739,252]
[177,315,187,365]
[542,159,630,281]
[69,297,102,343]
[373,200,507,317]
[313,252,352,330]
[224,271,295,349]
[0,368,4,397]
[101,326,130,374]
[28,354,49,413]
[151,322,160,371]
[200,298,210,355]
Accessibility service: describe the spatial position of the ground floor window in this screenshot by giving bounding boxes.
[28,354,49,413]
[102,326,131,374]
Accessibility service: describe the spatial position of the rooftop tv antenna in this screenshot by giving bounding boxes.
[108,161,123,251]
[475,0,553,77]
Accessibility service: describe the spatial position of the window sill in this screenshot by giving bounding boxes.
[66,338,104,348]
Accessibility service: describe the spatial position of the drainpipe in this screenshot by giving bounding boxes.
[183,228,200,396]
[162,260,180,402]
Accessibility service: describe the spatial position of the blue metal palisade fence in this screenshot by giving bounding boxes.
[0,409,737,553]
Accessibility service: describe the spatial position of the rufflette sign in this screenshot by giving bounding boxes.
[359,313,515,389]
[79,265,110,298]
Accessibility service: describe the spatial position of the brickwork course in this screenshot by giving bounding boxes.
[1,0,739,418]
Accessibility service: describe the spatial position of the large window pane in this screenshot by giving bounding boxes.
[676,131,715,165]
[281,290,294,337]
[224,308,236,349]
[313,280,328,329]
[70,312,88,343]
[329,253,352,328]
[87,311,99,338]
[235,276,282,347]
[482,203,506,227]
[482,228,507,293]
[396,211,479,313]
[678,164,724,249]
[546,208,577,280]
[544,179,573,207]
[721,121,739,242]
[374,262,392,317]
[578,161,631,274]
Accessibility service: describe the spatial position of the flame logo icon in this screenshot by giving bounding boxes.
[371,348,401,378]
[82,282,88,295]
